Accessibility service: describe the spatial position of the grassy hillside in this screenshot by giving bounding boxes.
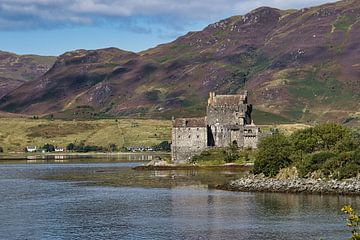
[0,117,171,152]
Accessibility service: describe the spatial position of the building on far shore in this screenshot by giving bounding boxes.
[171,91,260,164]
[26,146,37,153]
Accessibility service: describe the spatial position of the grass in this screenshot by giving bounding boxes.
[252,109,293,124]
[191,148,256,166]
[0,117,171,152]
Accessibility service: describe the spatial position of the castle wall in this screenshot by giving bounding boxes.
[243,125,259,149]
[171,126,208,164]
[171,92,260,164]
[207,106,248,126]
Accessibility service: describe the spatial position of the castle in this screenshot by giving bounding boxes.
[171,91,260,163]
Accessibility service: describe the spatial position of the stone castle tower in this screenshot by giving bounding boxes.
[171,91,259,163]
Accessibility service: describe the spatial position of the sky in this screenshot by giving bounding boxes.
[0,0,337,56]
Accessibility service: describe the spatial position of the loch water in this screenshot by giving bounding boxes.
[0,158,358,240]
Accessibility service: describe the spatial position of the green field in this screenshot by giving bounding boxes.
[0,117,171,152]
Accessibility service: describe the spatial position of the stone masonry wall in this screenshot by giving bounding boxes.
[171,126,208,164]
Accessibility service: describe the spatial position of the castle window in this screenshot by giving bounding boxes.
[178,135,181,138]
[197,135,199,138]
[197,128,199,131]
[189,135,191,138]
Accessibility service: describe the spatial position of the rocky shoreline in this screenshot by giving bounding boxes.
[219,175,360,195]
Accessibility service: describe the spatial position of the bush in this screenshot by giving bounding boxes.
[338,162,360,180]
[224,144,240,163]
[42,144,55,152]
[152,141,171,152]
[66,142,104,153]
[255,123,360,179]
[254,132,292,177]
[297,151,337,177]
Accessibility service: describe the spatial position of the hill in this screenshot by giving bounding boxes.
[1,0,360,124]
[0,51,56,98]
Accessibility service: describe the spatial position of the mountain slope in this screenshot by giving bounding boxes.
[1,0,360,124]
[0,51,56,98]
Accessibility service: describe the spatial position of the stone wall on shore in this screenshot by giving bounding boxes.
[221,175,360,195]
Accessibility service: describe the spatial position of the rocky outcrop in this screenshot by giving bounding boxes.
[221,174,360,195]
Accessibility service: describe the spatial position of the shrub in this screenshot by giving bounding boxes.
[313,123,352,151]
[338,162,360,180]
[42,143,55,152]
[297,151,337,178]
[224,144,240,163]
[290,127,321,153]
[152,141,171,152]
[254,132,292,177]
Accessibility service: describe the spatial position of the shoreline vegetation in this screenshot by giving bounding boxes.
[142,123,360,195]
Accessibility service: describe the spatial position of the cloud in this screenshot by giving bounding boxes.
[0,0,338,32]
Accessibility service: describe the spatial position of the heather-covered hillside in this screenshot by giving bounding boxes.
[1,0,360,124]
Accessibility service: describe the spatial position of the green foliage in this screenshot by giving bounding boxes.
[190,146,255,165]
[254,132,292,177]
[297,151,337,177]
[342,205,360,240]
[42,143,55,152]
[152,141,171,152]
[66,142,104,153]
[224,143,240,163]
[334,14,357,32]
[290,127,320,153]
[254,123,360,179]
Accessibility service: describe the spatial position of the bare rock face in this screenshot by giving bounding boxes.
[1,1,360,124]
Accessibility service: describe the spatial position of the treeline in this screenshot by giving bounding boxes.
[152,141,171,152]
[66,142,106,152]
[254,123,360,180]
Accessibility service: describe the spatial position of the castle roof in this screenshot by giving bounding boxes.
[173,117,206,127]
[210,94,247,106]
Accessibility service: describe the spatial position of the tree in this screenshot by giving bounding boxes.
[314,123,351,151]
[42,144,55,152]
[108,143,118,152]
[66,143,76,151]
[290,127,321,153]
[153,141,171,152]
[254,132,293,177]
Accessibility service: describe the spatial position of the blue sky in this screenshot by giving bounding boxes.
[0,0,337,56]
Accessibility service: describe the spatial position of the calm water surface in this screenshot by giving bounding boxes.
[0,158,358,240]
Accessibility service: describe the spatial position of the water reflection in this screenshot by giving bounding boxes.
[0,160,358,240]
